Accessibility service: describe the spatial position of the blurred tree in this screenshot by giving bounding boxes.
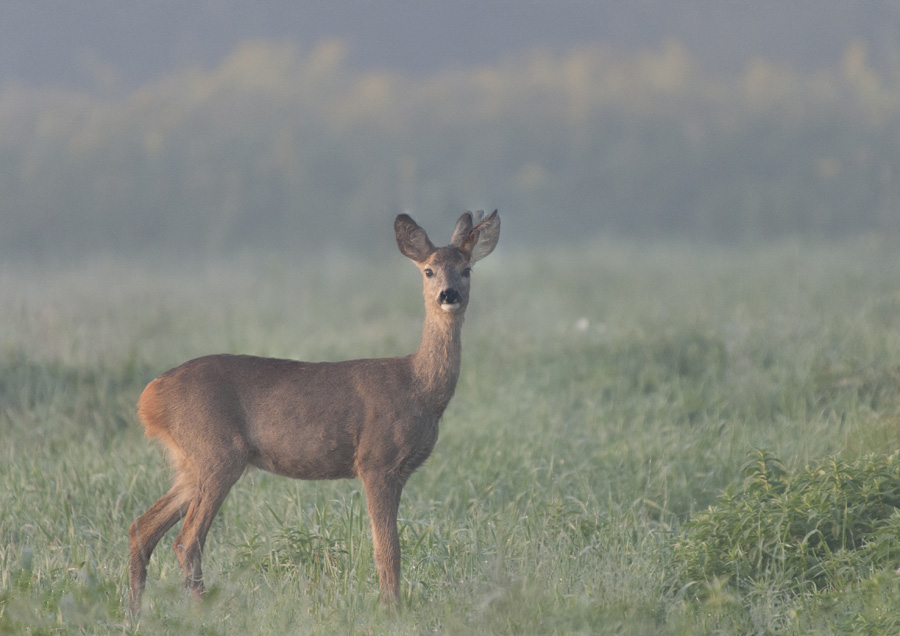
[1,39,898,259]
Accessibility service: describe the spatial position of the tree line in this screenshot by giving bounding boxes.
[3,38,899,259]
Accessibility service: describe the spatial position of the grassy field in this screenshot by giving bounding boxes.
[3,237,900,635]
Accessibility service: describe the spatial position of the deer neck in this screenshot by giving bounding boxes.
[412,310,463,410]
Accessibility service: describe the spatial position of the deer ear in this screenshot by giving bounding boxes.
[449,211,474,247]
[395,214,435,263]
[459,210,500,264]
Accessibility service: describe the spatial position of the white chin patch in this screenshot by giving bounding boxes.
[440,302,461,313]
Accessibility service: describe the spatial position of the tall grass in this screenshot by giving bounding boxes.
[2,236,900,634]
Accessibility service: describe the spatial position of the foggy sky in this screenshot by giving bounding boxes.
[4,1,899,93]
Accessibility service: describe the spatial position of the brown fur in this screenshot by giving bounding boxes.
[128,211,499,616]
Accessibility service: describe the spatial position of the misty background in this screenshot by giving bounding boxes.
[3,1,900,260]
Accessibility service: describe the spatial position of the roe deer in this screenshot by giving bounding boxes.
[128,210,500,615]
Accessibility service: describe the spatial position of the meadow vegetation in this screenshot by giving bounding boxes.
[3,237,900,634]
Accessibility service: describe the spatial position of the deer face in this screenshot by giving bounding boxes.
[395,210,500,316]
[418,248,472,314]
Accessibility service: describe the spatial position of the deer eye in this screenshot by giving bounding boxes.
[424,268,434,278]
[462,267,471,278]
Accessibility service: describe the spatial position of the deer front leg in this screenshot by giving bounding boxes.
[362,475,403,603]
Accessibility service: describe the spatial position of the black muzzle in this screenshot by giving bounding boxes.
[439,289,460,305]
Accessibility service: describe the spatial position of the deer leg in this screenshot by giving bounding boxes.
[129,482,192,616]
[173,467,242,600]
[362,475,404,604]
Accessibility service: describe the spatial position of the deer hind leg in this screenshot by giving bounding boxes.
[173,463,244,600]
[362,475,404,604]
[128,479,192,616]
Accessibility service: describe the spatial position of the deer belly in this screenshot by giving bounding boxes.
[248,426,357,480]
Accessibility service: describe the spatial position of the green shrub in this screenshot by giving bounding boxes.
[674,449,900,596]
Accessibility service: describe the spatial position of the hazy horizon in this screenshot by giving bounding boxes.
[3,2,899,260]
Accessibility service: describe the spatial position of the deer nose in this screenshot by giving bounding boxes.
[439,289,460,305]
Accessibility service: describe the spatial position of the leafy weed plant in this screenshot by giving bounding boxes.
[676,449,900,597]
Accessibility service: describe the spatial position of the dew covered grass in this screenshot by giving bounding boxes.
[3,237,900,634]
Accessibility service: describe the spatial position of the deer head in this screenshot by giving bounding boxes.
[395,210,500,316]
